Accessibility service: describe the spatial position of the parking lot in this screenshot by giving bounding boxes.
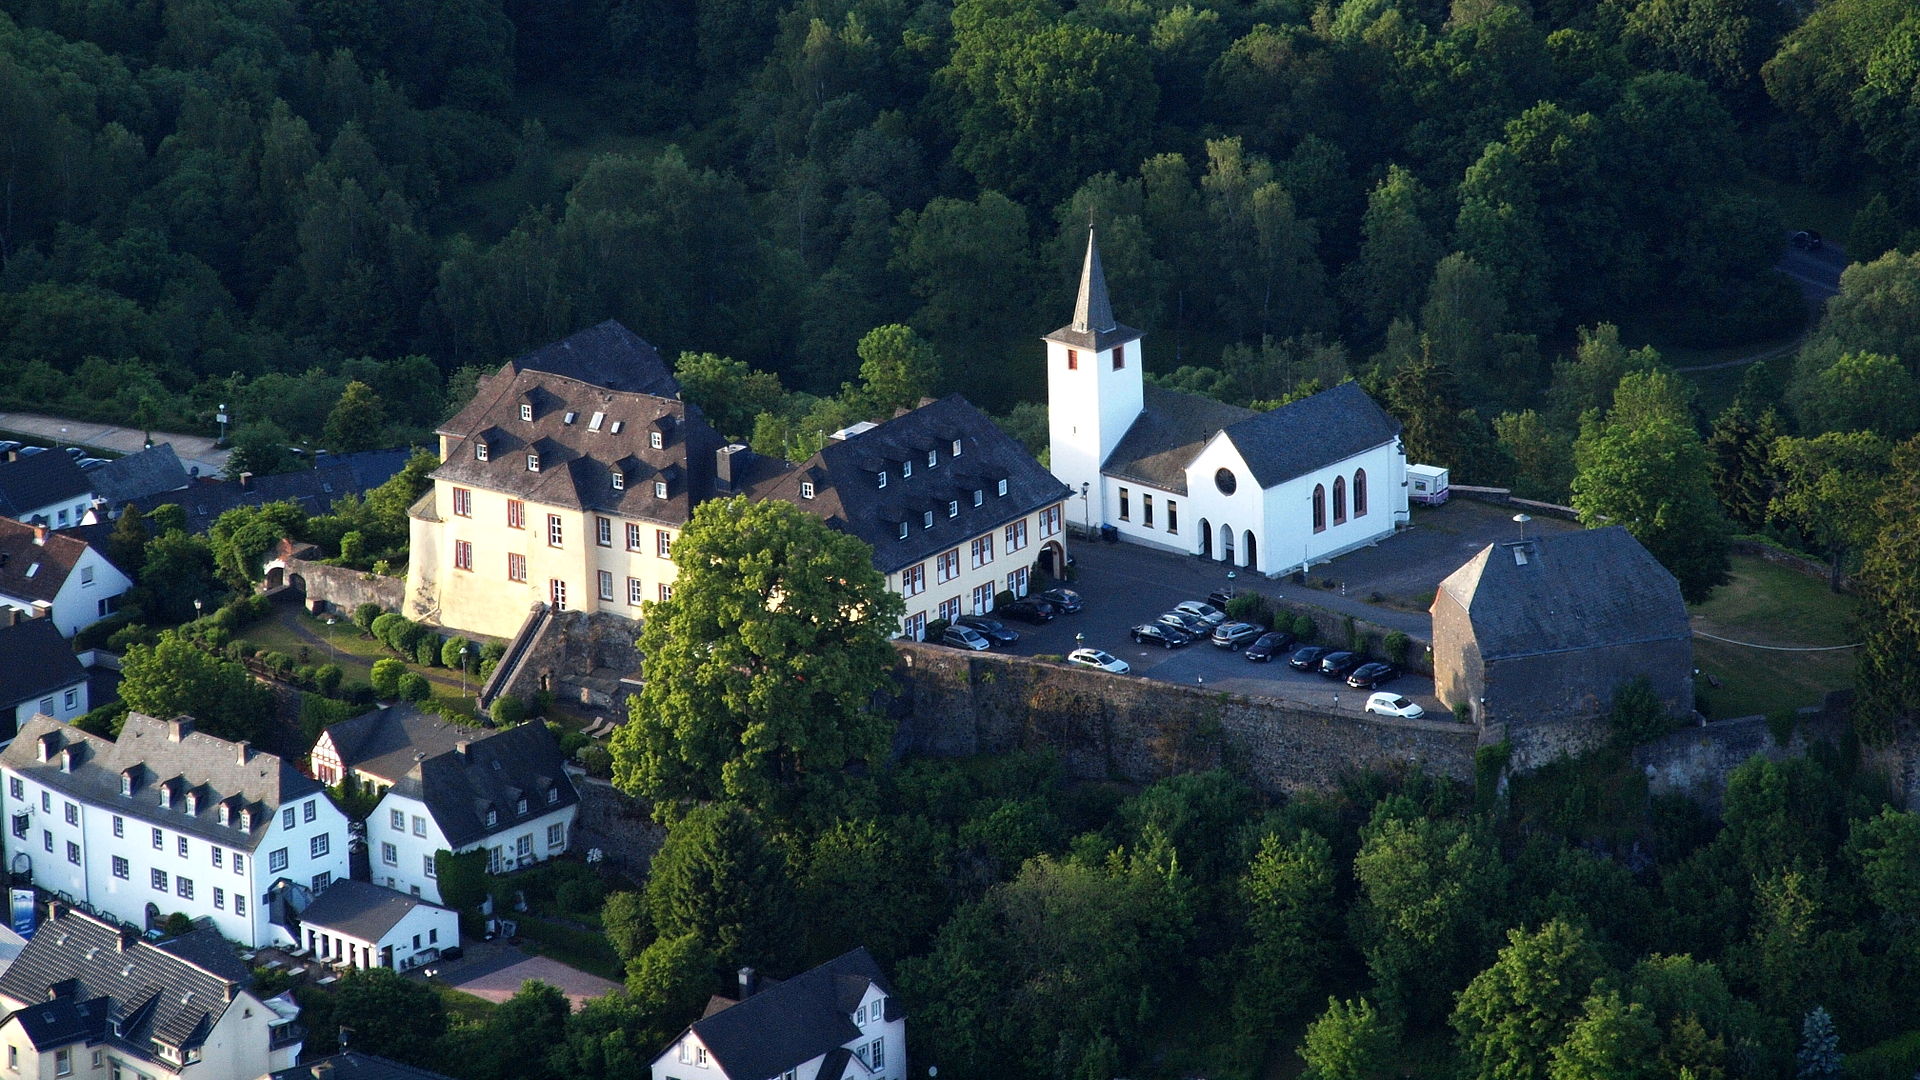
[981,540,1446,721]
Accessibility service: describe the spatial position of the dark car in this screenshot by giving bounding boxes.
[1212,621,1265,649]
[1792,229,1823,249]
[62,446,85,459]
[1346,662,1398,689]
[16,445,46,457]
[956,614,1020,646]
[1207,586,1238,610]
[1319,651,1365,678]
[1157,611,1210,636]
[1039,587,1083,613]
[1131,622,1193,648]
[999,597,1058,623]
[1288,646,1332,671]
[77,457,109,470]
[0,441,20,456]
[1244,631,1297,662]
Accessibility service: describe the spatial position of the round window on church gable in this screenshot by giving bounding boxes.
[1214,468,1236,495]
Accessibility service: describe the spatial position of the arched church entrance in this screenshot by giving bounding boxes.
[1243,531,1257,570]
[1198,519,1212,559]
[1219,525,1235,565]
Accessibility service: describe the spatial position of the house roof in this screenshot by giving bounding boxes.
[0,517,91,605]
[432,328,725,523]
[87,444,191,506]
[0,453,92,522]
[1044,230,1143,354]
[1435,526,1691,662]
[1103,385,1257,495]
[320,705,491,785]
[672,948,897,1080]
[272,1052,459,1080]
[1219,381,1402,490]
[0,619,86,711]
[0,907,244,1053]
[10,994,111,1049]
[298,881,451,944]
[124,449,414,535]
[749,395,1070,574]
[386,722,577,849]
[0,713,325,851]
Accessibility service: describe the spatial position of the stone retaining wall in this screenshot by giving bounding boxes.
[568,771,664,878]
[262,544,405,615]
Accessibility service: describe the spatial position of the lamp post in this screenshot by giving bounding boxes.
[324,616,338,666]
[193,598,203,621]
[1512,512,1532,542]
[217,404,229,444]
[458,643,471,705]
[1080,481,1090,538]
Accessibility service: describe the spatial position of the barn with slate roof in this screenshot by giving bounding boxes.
[1046,230,1409,574]
[1431,526,1694,750]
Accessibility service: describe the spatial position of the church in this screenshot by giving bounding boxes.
[1046,232,1409,576]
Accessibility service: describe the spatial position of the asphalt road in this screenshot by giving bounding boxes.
[1775,235,1847,300]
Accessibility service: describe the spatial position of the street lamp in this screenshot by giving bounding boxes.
[458,643,471,705]
[193,598,203,620]
[1079,481,1090,538]
[217,404,229,444]
[324,616,339,666]
[1512,512,1532,542]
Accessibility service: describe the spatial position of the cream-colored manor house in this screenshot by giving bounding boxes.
[406,322,1069,641]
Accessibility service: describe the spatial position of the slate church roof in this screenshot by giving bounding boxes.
[750,395,1071,574]
[1216,381,1402,489]
[385,721,577,848]
[1435,526,1690,661]
[677,947,898,1080]
[1044,230,1143,354]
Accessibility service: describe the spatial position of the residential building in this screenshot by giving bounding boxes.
[85,445,192,512]
[1047,230,1409,575]
[748,395,1071,639]
[0,714,350,949]
[267,1053,458,1080]
[405,321,744,640]
[651,948,902,1080]
[294,880,458,972]
[0,453,94,529]
[1431,526,1694,735]
[366,723,578,903]
[0,904,304,1080]
[124,450,413,535]
[0,619,88,744]
[309,706,486,793]
[0,519,132,637]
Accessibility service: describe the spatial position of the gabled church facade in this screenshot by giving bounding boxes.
[1046,232,1410,576]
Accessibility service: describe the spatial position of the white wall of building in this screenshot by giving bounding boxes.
[369,791,576,904]
[0,548,130,639]
[7,681,88,742]
[304,899,458,972]
[1046,334,1142,531]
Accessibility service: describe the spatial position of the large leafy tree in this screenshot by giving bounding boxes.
[1768,431,1893,585]
[118,632,270,742]
[1350,804,1506,1019]
[644,803,798,971]
[1341,166,1441,341]
[328,967,448,1067]
[1452,919,1611,1080]
[1232,829,1340,1062]
[1298,996,1398,1080]
[1854,434,1920,743]
[611,496,903,819]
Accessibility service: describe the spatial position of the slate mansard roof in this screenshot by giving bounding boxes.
[750,395,1071,574]
[298,881,451,943]
[0,619,86,711]
[0,452,92,522]
[677,947,899,1080]
[1436,526,1691,661]
[1103,381,1400,496]
[0,713,325,851]
[433,322,727,525]
[386,721,578,849]
[320,704,490,785]
[0,906,246,1053]
[0,518,93,605]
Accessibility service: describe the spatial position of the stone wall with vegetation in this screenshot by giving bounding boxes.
[267,553,405,615]
[888,641,1478,793]
[569,772,665,877]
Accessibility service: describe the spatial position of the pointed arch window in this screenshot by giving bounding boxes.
[1333,476,1347,525]
[1312,485,1326,534]
[1353,469,1368,517]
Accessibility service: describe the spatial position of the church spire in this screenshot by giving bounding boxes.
[1070,227,1118,335]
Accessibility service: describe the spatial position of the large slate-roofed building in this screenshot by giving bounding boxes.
[0,617,89,741]
[309,704,488,792]
[0,452,94,528]
[1431,526,1694,752]
[652,947,903,1080]
[125,449,413,535]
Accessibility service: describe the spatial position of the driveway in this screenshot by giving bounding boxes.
[1774,234,1846,300]
[1315,498,1579,611]
[436,943,620,1009]
[0,410,230,477]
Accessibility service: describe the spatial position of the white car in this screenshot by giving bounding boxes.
[1067,648,1130,674]
[1365,692,1425,719]
[1174,600,1227,627]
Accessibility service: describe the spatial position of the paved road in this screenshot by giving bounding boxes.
[0,411,230,477]
[1775,235,1847,300]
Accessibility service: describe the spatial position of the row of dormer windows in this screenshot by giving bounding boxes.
[873,438,966,488]
[891,479,1011,540]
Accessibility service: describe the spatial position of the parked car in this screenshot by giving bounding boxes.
[1346,662,1397,689]
[1212,622,1265,649]
[999,597,1058,623]
[1132,622,1193,648]
[1206,586,1238,610]
[1288,645,1332,671]
[16,445,46,456]
[956,614,1020,646]
[1319,651,1364,678]
[61,446,85,459]
[1365,693,1425,719]
[76,457,109,470]
[1157,611,1211,636]
[941,625,992,651]
[1039,587,1083,613]
[0,441,20,456]
[1791,229,1823,249]
[1174,600,1227,627]
[1243,631,1296,662]
[1068,648,1130,674]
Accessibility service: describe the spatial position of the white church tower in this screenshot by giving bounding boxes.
[1046,229,1143,532]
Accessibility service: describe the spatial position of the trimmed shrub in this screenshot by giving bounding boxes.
[352,603,383,634]
[414,636,440,668]
[163,912,193,936]
[555,877,608,916]
[1453,701,1473,725]
[107,622,160,652]
[576,744,612,778]
[314,664,344,696]
[370,658,406,699]
[1290,614,1317,642]
[1225,593,1271,627]
[441,636,472,671]
[480,640,506,665]
[370,613,406,649]
[490,695,527,726]
[338,681,377,708]
[925,618,951,641]
[994,589,1017,611]
[1383,630,1411,667]
[73,612,135,651]
[300,693,357,743]
[397,671,431,702]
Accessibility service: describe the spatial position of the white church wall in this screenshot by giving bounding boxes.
[1180,436,1270,571]
[1261,439,1407,575]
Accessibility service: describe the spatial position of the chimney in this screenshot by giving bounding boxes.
[738,967,757,1000]
[118,926,137,952]
[30,601,51,620]
[715,444,745,493]
[167,717,193,742]
[31,524,47,545]
[234,740,250,766]
[454,740,470,760]
[239,472,253,488]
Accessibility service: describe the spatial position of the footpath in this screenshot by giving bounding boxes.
[0,411,230,477]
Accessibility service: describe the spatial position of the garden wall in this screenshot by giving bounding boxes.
[568,771,665,877]
[262,541,404,614]
[1636,703,1853,812]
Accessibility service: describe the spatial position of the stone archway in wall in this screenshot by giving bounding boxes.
[265,566,286,590]
[1039,541,1065,577]
[1244,531,1257,570]
[1219,524,1235,564]
[288,573,307,599]
[1198,519,1212,558]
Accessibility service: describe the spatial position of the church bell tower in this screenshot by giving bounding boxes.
[1045,228,1144,531]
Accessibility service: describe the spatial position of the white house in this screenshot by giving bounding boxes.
[295,880,459,972]
[310,705,488,794]
[0,714,351,949]
[1047,231,1409,576]
[0,518,131,638]
[0,452,95,530]
[0,619,88,745]
[0,905,304,1080]
[366,722,578,904]
[651,949,903,1080]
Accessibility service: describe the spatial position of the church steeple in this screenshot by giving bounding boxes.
[1070,228,1117,335]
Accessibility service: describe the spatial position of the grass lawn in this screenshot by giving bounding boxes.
[1688,555,1860,720]
[433,983,498,1023]
[515,915,624,981]
[236,606,479,694]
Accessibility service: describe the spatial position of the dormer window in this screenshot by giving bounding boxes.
[973,489,984,507]
[654,481,668,499]
[948,500,959,518]
[902,460,912,479]
[951,439,962,457]
[475,443,489,462]
[517,797,528,814]
[487,808,498,827]
[927,450,937,468]
[896,522,908,540]
[519,403,533,422]
[649,431,663,450]
[120,772,132,797]
[997,478,1009,496]
[185,791,198,815]
[218,803,230,827]
[800,482,815,500]
[922,511,933,529]
[612,471,625,491]
[547,787,559,804]
[527,452,540,472]
[238,808,252,831]
[877,471,887,489]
